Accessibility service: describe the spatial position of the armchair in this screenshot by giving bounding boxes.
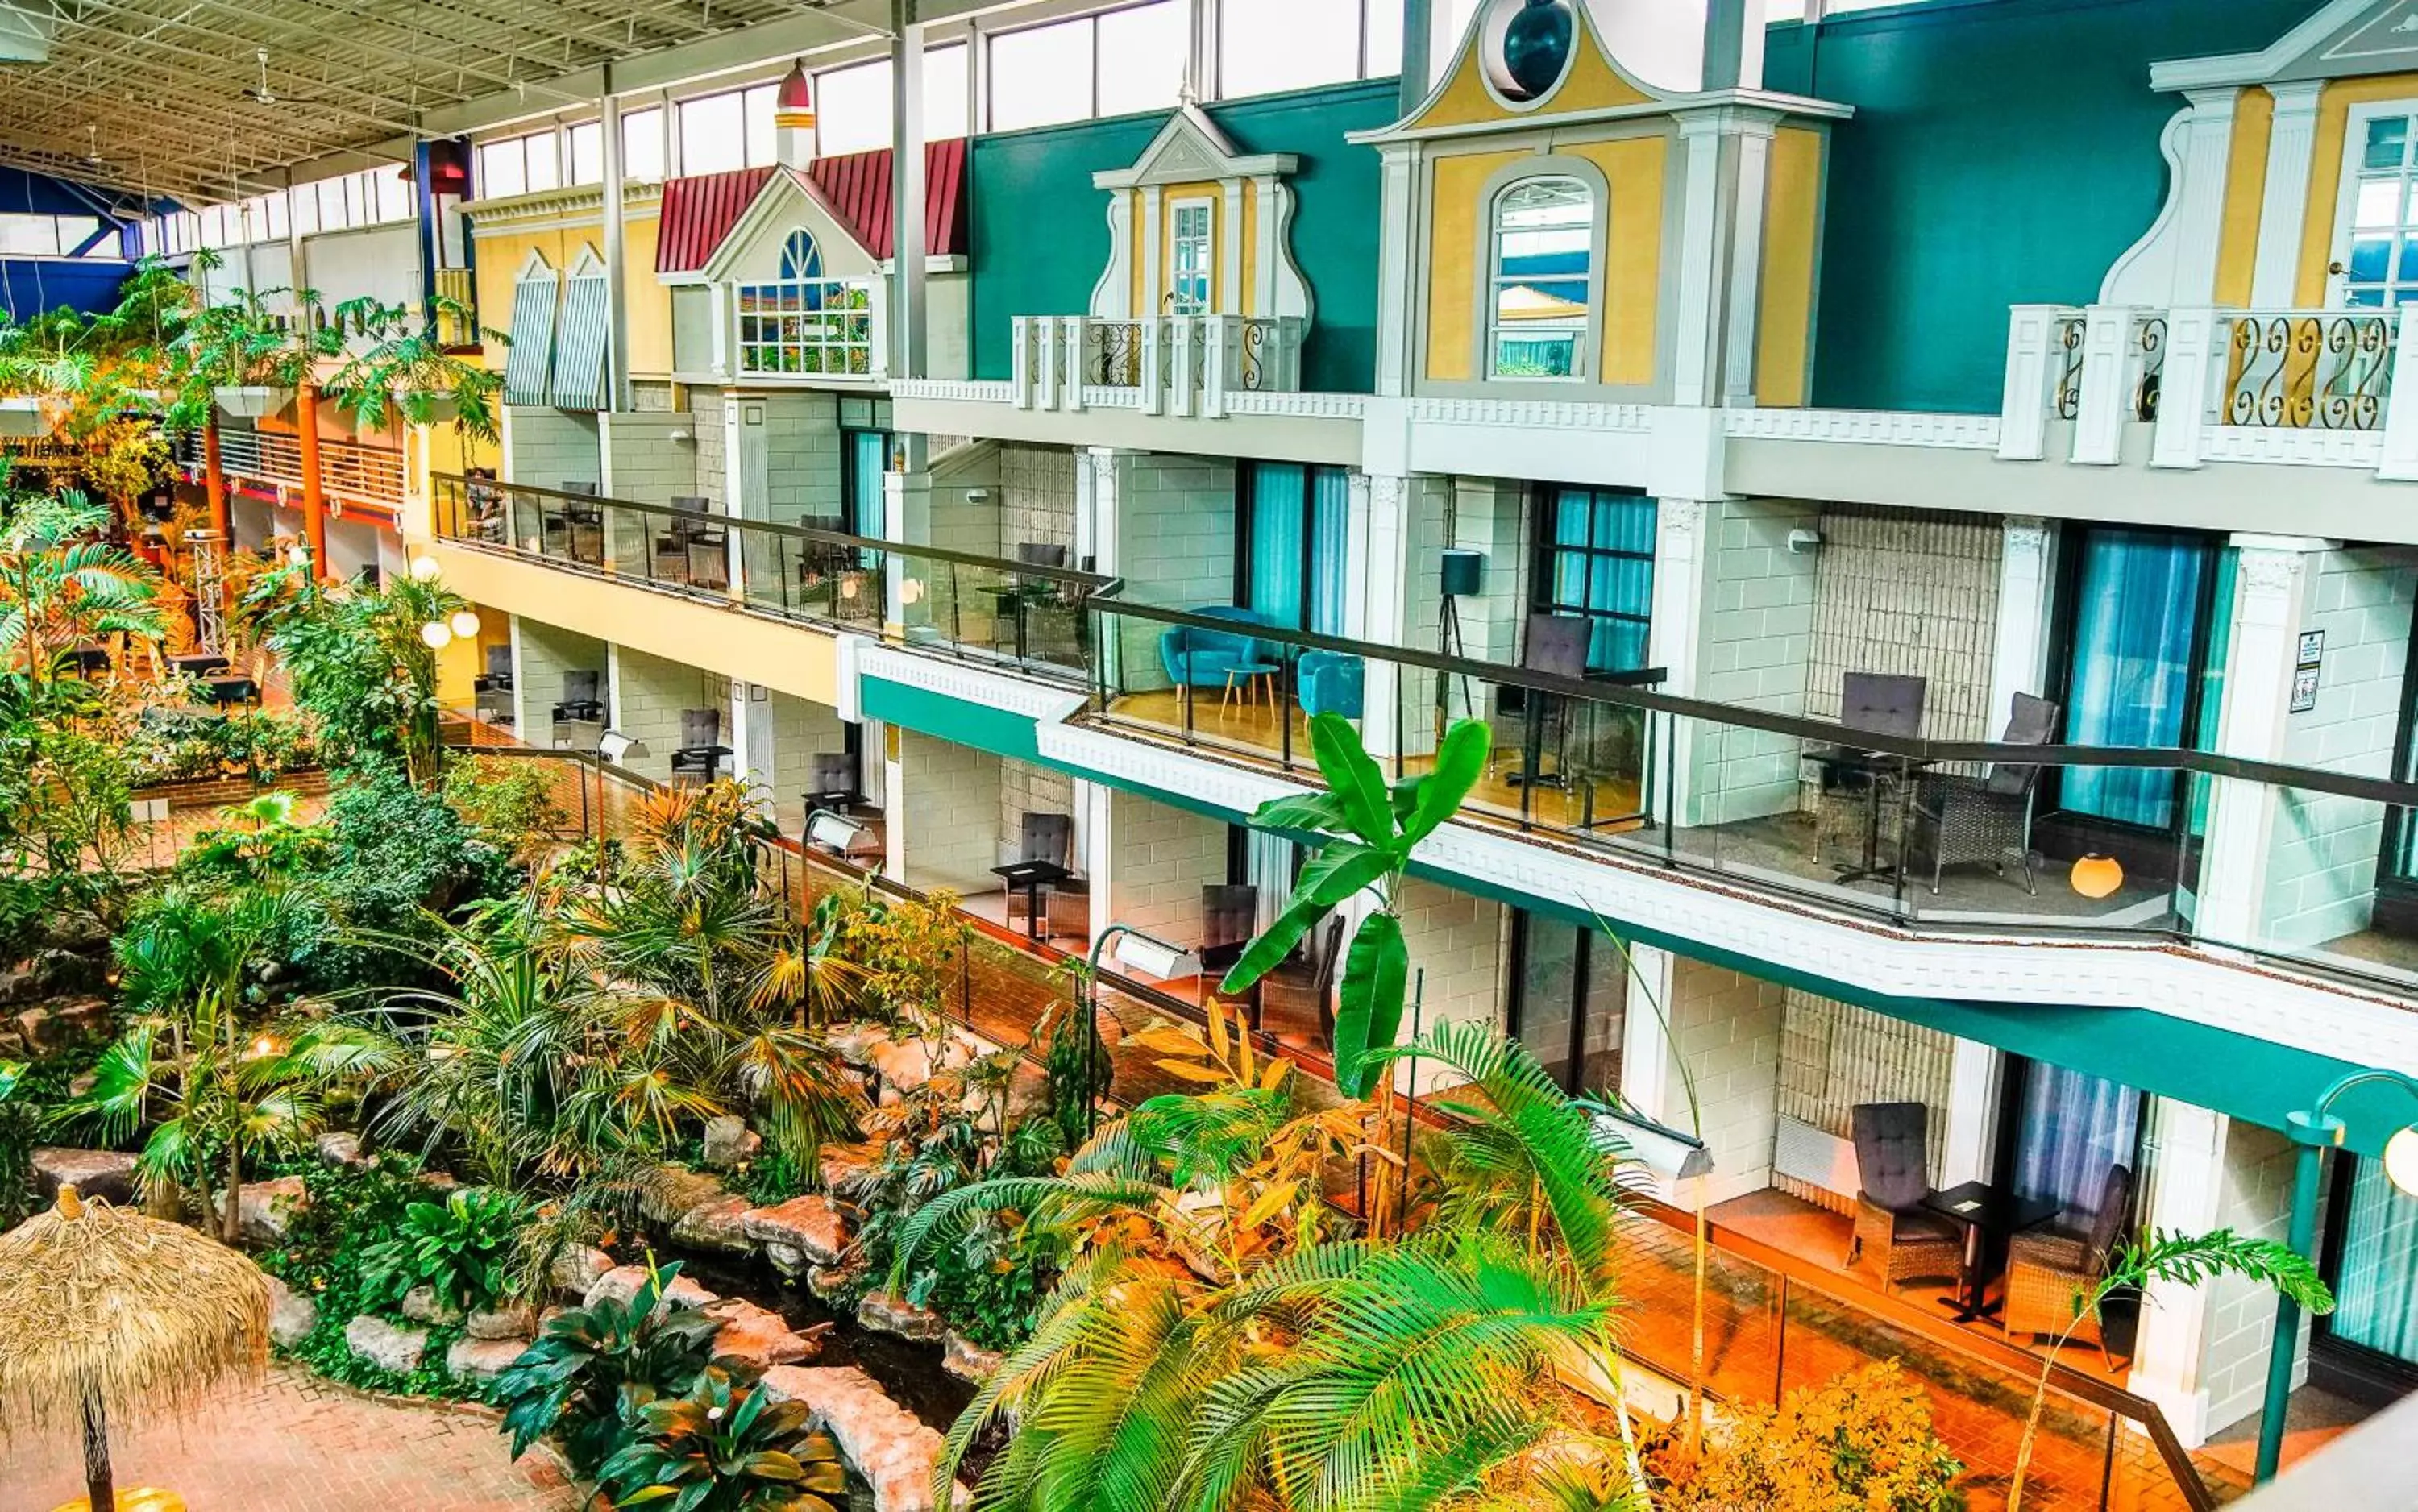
[1913,692,2060,895]
[1845,1101,1963,1292]
[1005,812,1078,935]
[2005,1163,2134,1365]
[550,670,607,750]
[1814,672,1929,866]
[1298,650,1365,720]
[669,708,731,784]
[1157,606,1278,694]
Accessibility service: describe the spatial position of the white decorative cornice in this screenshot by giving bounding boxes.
[1724,406,2004,450]
[463,179,663,227]
[858,643,1087,725]
[1407,396,1655,432]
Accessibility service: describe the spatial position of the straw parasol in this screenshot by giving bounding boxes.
[0,1184,271,1512]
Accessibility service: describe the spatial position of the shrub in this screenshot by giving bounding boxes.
[442,755,567,861]
[1654,1361,1965,1512]
[359,1186,530,1315]
[596,1367,848,1512]
[492,1258,718,1477]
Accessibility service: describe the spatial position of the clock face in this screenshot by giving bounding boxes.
[1498,0,1574,102]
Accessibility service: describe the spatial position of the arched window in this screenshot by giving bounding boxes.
[1488,177,1593,380]
[735,226,870,376]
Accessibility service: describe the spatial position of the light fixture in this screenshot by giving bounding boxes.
[899,577,924,606]
[419,620,453,650]
[409,555,441,582]
[449,609,481,638]
[287,543,311,567]
[805,808,870,858]
[2069,853,2123,899]
[597,729,649,766]
[1111,929,1193,982]
[1589,1107,1714,1183]
[2386,1125,2418,1198]
[840,573,861,601]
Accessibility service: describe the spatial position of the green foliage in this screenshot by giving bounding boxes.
[239,563,463,782]
[285,764,517,992]
[1222,714,1491,1097]
[321,297,509,445]
[141,707,313,786]
[595,1367,848,1512]
[442,755,568,860]
[2104,1227,2335,1318]
[0,1056,31,1227]
[359,1186,533,1315]
[1656,1360,1963,1512]
[0,486,164,682]
[492,1258,718,1477]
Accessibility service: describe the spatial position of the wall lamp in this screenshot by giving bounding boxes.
[804,807,875,866]
[1078,921,1198,1137]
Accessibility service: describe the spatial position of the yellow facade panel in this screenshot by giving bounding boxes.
[1755,127,1823,408]
[2300,73,2418,305]
[1561,135,1665,389]
[1423,149,1523,382]
[2216,86,2274,308]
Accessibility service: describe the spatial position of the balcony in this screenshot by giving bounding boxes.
[177,427,407,523]
[1008,312,1306,416]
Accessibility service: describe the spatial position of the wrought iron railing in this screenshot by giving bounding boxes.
[1010,312,1306,415]
[2133,312,2167,422]
[2053,311,2088,421]
[2221,309,2396,430]
[1084,320,1143,387]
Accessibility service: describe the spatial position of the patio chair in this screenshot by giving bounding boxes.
[804,751,859,811]
[1912,692,2060,895]
[1815,672,1929,865]
[550,671,606,750]
[1845,1101,1963,1292]
[1501,613,1591,783]
[1298,650,1365,720]
[474,646,513,722]
[1004,812,1076,934]
[2004,1163,2135,1365]
[668,707,730,783]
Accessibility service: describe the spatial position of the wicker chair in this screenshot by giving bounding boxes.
[2005,1163,2135,1365]
[1814,673,1928,866]
[1912,692,2060,895]
[1845,1101,1963,1292]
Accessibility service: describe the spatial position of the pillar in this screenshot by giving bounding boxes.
[1360,473,1413,761]
[1986,516,2055,729]
[600,68,630,415]
[296,384,329,582]
[202,416,230,539]
[2250,85,2323,309]
[891,2,929,382]
[1647,496,1714,827]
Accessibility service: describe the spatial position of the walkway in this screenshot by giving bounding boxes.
[10,1367,576,1512]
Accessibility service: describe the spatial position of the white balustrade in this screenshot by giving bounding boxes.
[1010,311,1305,415]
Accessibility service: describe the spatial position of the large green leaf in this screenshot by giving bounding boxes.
[1398,719,1493,847]
[1246,791,1355,836]
[1309,712,1394,849]
[1332,910,1409,1099]
[1216,842,1393,994]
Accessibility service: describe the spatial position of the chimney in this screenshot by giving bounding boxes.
[775,62,816,168]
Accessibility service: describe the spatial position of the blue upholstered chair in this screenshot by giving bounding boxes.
[1297,650,1364,719]
[1157,606,1278,691]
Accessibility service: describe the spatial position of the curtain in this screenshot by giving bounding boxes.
[1548,488,1656,673]
[2333,1157,2418,1363]
[845,430,888,538]
[2063,529,2205,829]
[1245,829,1294,935]
[1245,463,1307,627]
[1309,467,1350,636]
[2012,1061,2142,1215]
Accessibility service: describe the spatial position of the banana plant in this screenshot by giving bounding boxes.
[1219,712,1489,1099]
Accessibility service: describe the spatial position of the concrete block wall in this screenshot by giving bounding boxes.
[1105,787,1226,947]
[1398,476,1456,756]
[2201,1119,2316,1435]
[602,411,700,506]
[1805,505,2002,739]
[1448,477,1529,669]
[1773,991,1955,1212]
[756,390,842,526]
[762,687,847,802]
[505,408,601,492]
[1113,452,1237,691]
[999,444,1079,559]
[899,730,1003,896]
[2262,548,2418,950]
[631,380,678,413]
[1687,497,1820,828]
[1394,877,1506,1093]
[692,390,728,510]
[511,617,609,747]
[611,644,723,783]
[1666,953,1788,1206]
[999,759,1077,869]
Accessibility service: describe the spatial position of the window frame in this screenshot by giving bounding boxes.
[1167,195,1215,315]
[1485,172,1600,384]
[1527,484,1656,677]
[733,226,874,379]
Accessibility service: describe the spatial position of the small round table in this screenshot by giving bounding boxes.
[1223,661,1281,709]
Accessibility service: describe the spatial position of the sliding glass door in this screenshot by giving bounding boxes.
[2003,1059,2144,1216]
[1240,462,1350,633]
[1531,486,1656,674]
[2054,527,2225,833]
[2320,1156,2418,1384]
[1506,911,1626,1093]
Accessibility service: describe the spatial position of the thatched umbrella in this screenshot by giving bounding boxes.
[0,1184,270,1511]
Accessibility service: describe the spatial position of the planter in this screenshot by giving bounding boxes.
[0,397,48,436]
[214,384,293,418]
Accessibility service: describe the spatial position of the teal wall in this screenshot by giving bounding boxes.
[966,79,1398,394]
[1768,0,2325,415]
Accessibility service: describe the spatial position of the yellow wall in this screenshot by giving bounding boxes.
[1562,135,1665,389]
[468,207,670,380]
[1408,28,1651,131]
[1154,179,1224,316]
[1240,189,1260,317]
[1755,127,1824,407]
[623,215,671,377]
[2215,86,2273,307]
[434,607,512,708]
[2299,73,2418,305]
[1423,149,1523,382]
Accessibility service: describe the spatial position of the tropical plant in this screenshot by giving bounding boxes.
[358,1186,532,1315]
[492,1258,719,1476]
[1219,712,1490,1097]
[442,753,569,861]
[321,297,508,444]
[0,1057,31,1227]
[156,280,339,432]
[0,672,154,932]
[1654,1361,1962,1512]
[2005,1229,2333,1510]
[239,557,464,782]
[0,484,163,686]
[595,1366,850,1512]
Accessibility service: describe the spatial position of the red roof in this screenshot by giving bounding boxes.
[654,140,967,276]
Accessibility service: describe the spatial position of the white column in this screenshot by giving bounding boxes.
[1139,185,1164,317]
[1078,778,1114,950]
[2250,84,2325,309]
[508,616,530,737]
[2168,89,2241,306]
[2196,534,2331,947]
[1219,180,1244,313]
[1997,305,2067,462]
[2068,305,2136,465]
[1373,144,1421,399]
[1361,473,1413,759]
[2129,1097,2229,1446]
[1669,115,1730,408]
[604,642,626,733]
[1986,516,2055,730]
[891,5,929,380]
[1647,497,1714,828]
[600,72,630,414]
[1721,118,1776,409]
[1938,1038,2001,1188]
[729,682,775,815]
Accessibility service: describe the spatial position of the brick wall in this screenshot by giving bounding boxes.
[763,687,846,801]
[505,408,601,492]
[512,617,609,746]
[1688,498,1820,827]
[999,444,1078,559]
[757,390,841,526]
[1112,452,1237,690]
[603,411,700,506]
[2201,1119,2312,1435]
[612,644,723,782]
[1774,991,1955,1212]
[2262,548,2418,949]
[1106,787,1226,947]
[899,730,1003,896]
[1667,953,1788,1206]
[1806,505,2003,739]
[1449,477,1528,668]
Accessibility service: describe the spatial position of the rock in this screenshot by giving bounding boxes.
[467,1304,536,1340]
[584,1265,719,1316]
[215,1175,308,1244]
[265,1275,318,1348]
[13,1007,58,1054]
[315,1131,368,1167]
[549,1245,616,1297]
[0,962,34,1003]
[445,1335,527,1384]
[759,1365,970,1512]
[702,1115,762,1169]
[53,996,110,1038]
[817,1143,879,1193]
[31,1147,140,1206]
[742,1195,848,1273]
[401,1286,462,1326]
[855,1290,945,1343]
[671,1194,754,1253]
[638,1165,729,1227]
[0,1027,24,1058]
[709,1300,822,1370]
[805,1265,859,1305]
[822,1022,887,1067]
[942,1330,1004,1385]
[418,1170,463,1193]
[343,1315,428,1374]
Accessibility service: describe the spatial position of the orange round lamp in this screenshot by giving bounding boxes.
[2070,854,2125,899]
[52,1491,186,1512]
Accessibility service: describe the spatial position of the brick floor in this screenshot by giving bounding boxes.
[8,1367,577,1512]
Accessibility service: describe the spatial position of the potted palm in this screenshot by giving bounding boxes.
[322,296,507,446]
[159,284,339,430]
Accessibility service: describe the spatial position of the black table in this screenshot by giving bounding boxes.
[991,858,1073,941]
[169,652,231,678]
[1922,1179,2061,1322]
[201,675,260,708]
[60,644,111,675]
[1808,746,1930,884]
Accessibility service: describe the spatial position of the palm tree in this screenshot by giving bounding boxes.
[0,484,163,687]
[321,296,508,445]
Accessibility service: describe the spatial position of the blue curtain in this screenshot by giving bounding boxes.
[1309,467,1349,636]
[1246,463,1307,627]
[2333,1158,2418,1363]
[2012,1061,2141,1215]
[1548,488,1656,672]
[2063,529,2206,828]
[845,430,887,538]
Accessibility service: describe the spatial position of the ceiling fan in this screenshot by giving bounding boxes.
[238,48,326,107]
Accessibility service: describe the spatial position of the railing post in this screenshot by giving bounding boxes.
[2150,307,2222,470]
[1170,317,1197,419]
[297,384,330,582]
[1141,317,1166,416]
[2377,308,2418,480]
[1011,317,1035,409]
[1997,303,2065,461]
[2069,305,2137,465]
[1039,316,1064,413]
[1281,315,1304,388]
[1203,316,1230,418]
[1065,314,1088,414]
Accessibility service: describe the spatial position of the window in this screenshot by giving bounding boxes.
[1095,2,1186,118]
[478,138,527,198]
[0,214,59,256]
[2002,1060,2142,1217]
[1506,910,1626,1093]
[1490,177,1593,380]
[621,106,667,181]
[1240,463,1349,634]
[925,44,970,140]
[524,135,561,194]
[2340,110,2418,308]
[2320,1156,2418,1367]
[1168,198,1213,314]
[1531,487,1654,674]
[569,122,603,184]
[990,18,1095,131]
[679,90,748,175]
[820,59,894,155]
[1219,0,1365,98]
[735,228,873,376]
[373,168,412,222]
[842,427,890,538]
[2053,527,2228,832]
[743,82,779,168]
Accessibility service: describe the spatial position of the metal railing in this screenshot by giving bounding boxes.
[1011,312,1307,416]
[2221,309,2397,430]
[180,427,406,514]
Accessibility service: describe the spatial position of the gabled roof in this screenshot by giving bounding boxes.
[655,139,967,276]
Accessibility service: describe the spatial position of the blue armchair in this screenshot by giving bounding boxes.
[1298,650,1364,719]
[1158,606,1278,690]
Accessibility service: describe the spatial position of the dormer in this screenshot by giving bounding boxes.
[1085,105,1311,326]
